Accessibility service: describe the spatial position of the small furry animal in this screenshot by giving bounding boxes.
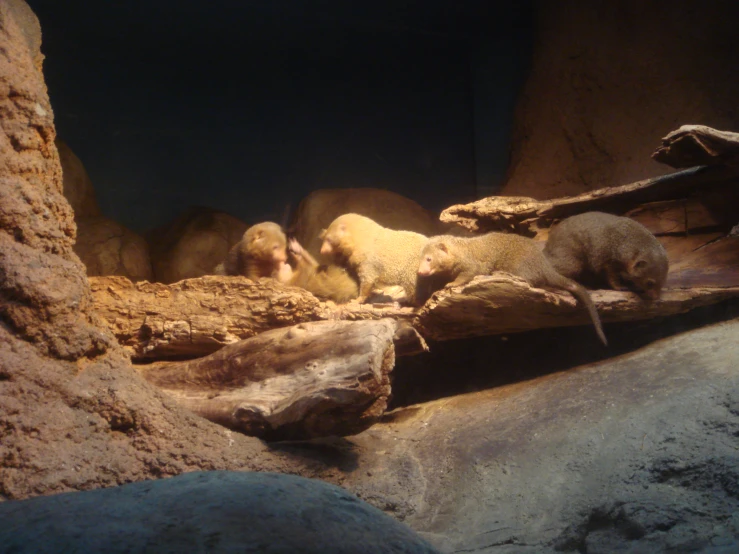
[290,187,445,261]
[543,212,669,301]
[320,213,429,304]
[215,222,287,280]
[418,233,607,345]
[286,238,359,303]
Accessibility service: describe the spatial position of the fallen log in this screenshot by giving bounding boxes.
[653,125,739,168]
[440,165,738,236]
[90,275,414,360]
[413,274,739,342]
[137,319,402,439]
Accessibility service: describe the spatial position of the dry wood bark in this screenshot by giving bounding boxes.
[137,319,400,439]
[89,275,415,361]
[441,165,738,236]
[413,273,739,342]
[653,125,739,168]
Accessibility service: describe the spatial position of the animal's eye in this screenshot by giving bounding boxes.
[645,279,655,289]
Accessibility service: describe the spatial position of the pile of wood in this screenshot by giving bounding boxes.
[90,125,739,439]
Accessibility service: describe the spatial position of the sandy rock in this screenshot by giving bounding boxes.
[74,216,152,281]
[0,0,109,360]
[501,1,739,199]
[0,1,287,501]
[147,206,248,284]
[55,138,100,218]
[0,471,439,554]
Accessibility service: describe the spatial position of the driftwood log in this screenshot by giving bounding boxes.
[440,165,739,237]
[137,319,408,439]
[90,275,415,360]
[414,274,739,342]
[653,125,739,168]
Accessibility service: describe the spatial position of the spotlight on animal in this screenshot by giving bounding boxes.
[320,213,429,305]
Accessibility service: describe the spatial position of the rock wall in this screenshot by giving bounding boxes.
[501,0,739,199]
[56,138,100,218]
[0,0,284,501]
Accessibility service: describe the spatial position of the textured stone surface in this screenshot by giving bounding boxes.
[147,206,248,284]
[0,0,110,360]
[0,1,288,502]
[74,215,152,281]
[0,471,440,554]
[501,0,739,199]
[304,318,739,552]
[55,137,100,218]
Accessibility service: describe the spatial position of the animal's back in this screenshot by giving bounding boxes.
[372,227,429,292]
[291,188,442,259]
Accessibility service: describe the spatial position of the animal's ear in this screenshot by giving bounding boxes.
[252,229,264,242]
[319,229,327,239]
[338,223,347,233]
[633,259,647,270]
[437,242,449,254]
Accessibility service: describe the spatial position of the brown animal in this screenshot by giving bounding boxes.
[291,188,444,261]
[543,212,669,301]
[418,233,607,345]
[286,238,359,303]
[215,222,288,280]
[320,213,428,304]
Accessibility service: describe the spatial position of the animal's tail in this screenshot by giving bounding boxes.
[549,270,607,346]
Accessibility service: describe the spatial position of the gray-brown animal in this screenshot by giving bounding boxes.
[543,212,669,301]
[418,233,607,345]
[320,213,429,304]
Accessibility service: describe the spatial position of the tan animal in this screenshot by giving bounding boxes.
[543,212,669,301]
[215,222,287,280]
[291,188,444,260]
[215,222,359,303]
[418,233,607,345]
[286,238,359,303]
[320,213,429,304]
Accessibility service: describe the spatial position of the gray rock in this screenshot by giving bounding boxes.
[298,319,739,552]
[0,471,440,553]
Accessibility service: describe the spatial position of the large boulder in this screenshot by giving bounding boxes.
[501,0,739,199]
[55,138,100,218]
[312,317,739,552]
[74,216,152,281]
[147,206,248,284]
[0,471,439,553]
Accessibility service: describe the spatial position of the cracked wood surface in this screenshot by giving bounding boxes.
[653,125,739,168]
[440,165,738,236]
[138,319,399,439]
[89,275,415,360]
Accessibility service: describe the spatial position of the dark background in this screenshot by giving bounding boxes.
[27,1,533,233]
